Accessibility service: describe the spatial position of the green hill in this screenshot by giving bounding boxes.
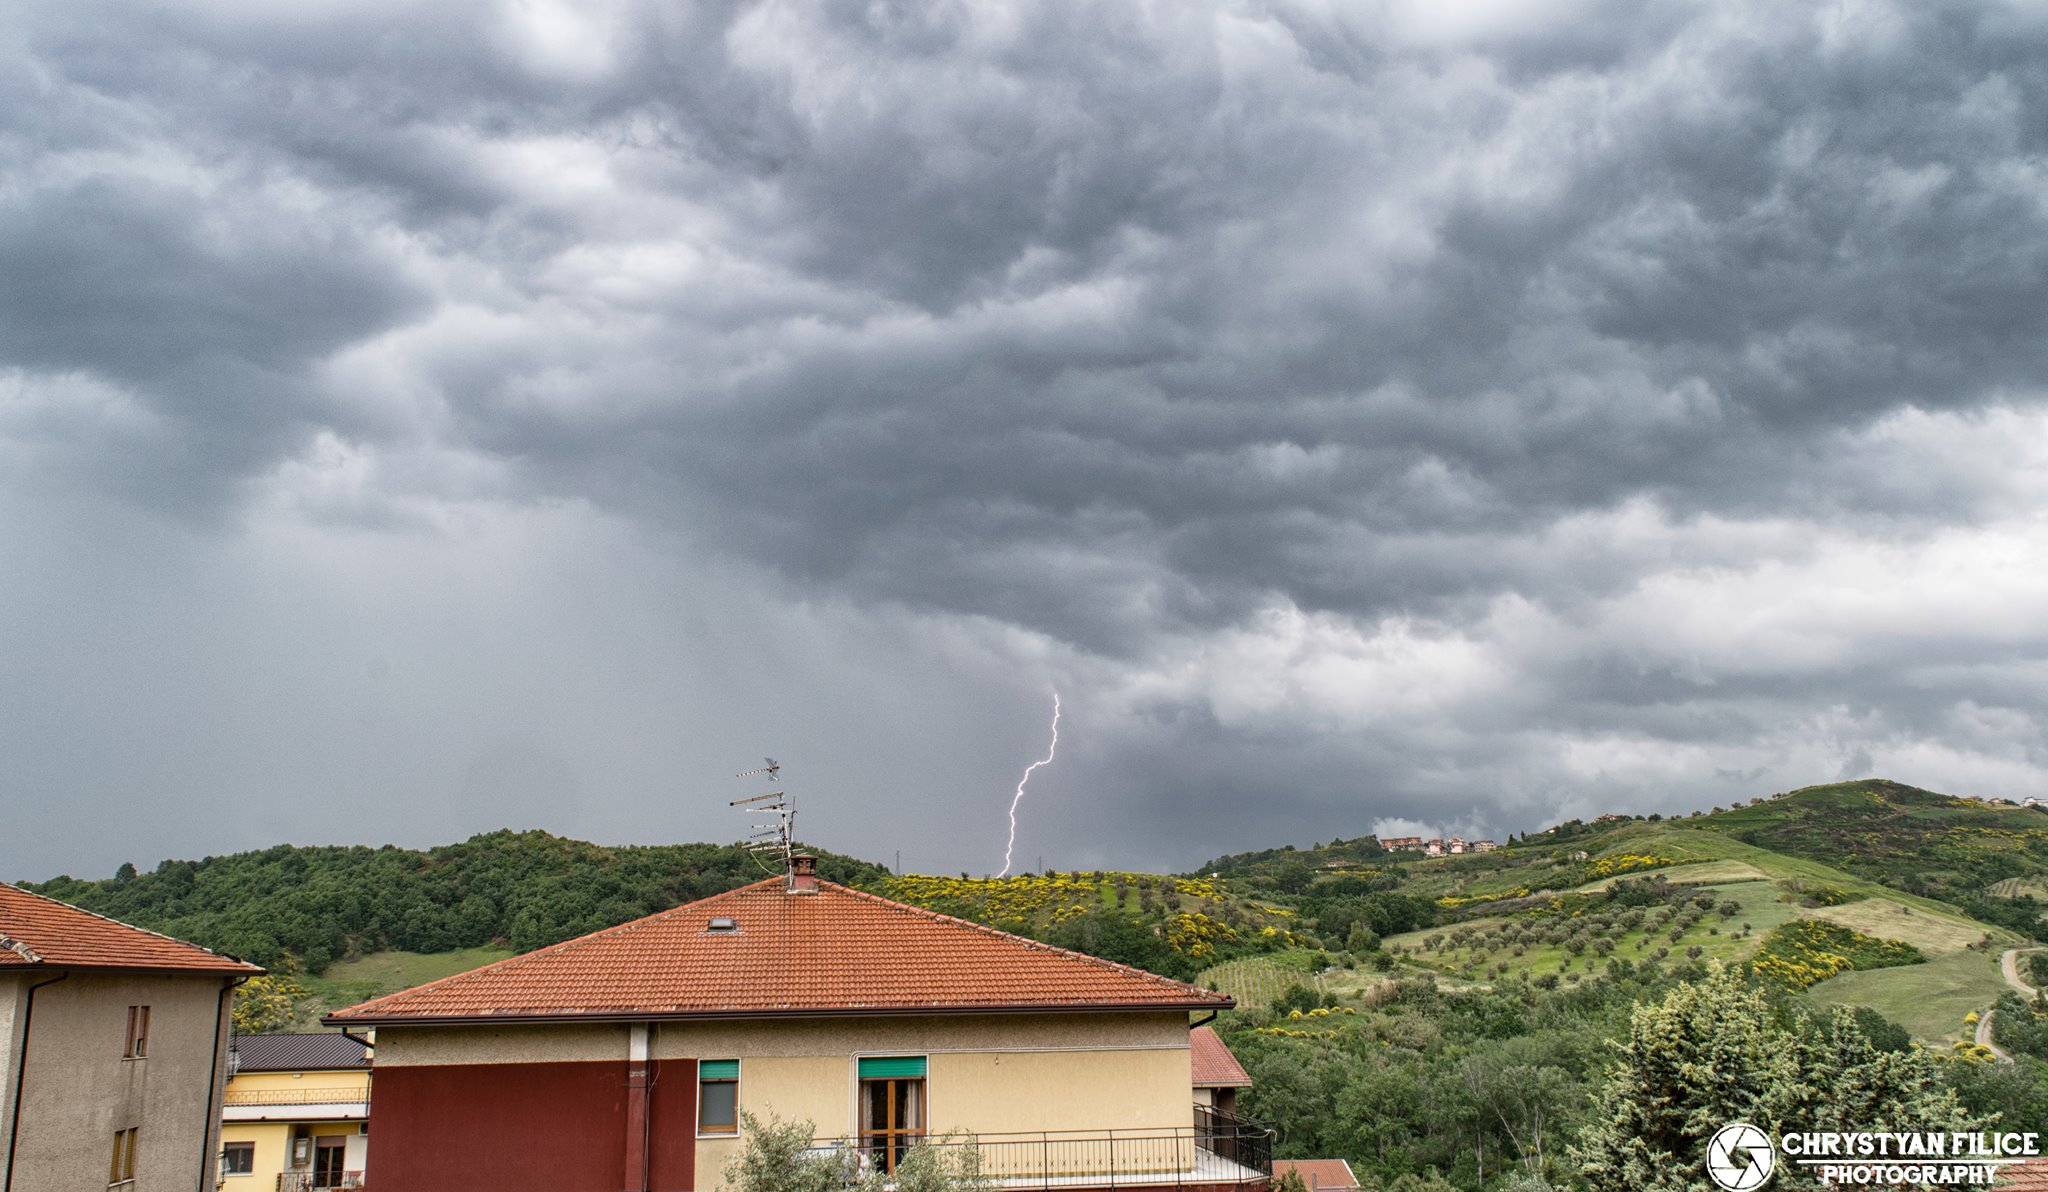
[1179,783,2030,1044]
[1689,779,2048,899]
[21,831,887,973]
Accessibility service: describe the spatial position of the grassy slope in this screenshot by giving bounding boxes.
[1383,879,1799,982]
[1807,951,2009,1045]
[296,946,514,1027]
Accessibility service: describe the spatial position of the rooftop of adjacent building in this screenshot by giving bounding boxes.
[230,1032,372,1073]
[1190,1026,1251,1088]
[0,881,263,975]
[1271,1159,1360,1190]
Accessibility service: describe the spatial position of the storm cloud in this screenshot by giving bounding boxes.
[6,0,2048,880]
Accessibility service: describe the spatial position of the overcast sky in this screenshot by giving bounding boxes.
[6,0,2048,882]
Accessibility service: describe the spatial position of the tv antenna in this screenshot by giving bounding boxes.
[732,759,793,876]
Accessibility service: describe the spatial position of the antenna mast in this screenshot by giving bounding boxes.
[731,758,793,876]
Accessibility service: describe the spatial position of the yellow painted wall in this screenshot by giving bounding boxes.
[219,1121,291,1189]
[220,1067,369,1187]
[927,1047,1188,1132]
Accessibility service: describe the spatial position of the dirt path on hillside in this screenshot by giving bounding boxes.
[1977,1009,2014,1063]
[2002,948,2038,997]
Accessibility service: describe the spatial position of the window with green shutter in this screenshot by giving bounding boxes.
[858,1058,927,1173]
[698,1059,740,1134]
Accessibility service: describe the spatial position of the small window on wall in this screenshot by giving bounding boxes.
[698,1060,740,1134]
[220,1142,254,1177]
[123,1006,150,1058]
[109,1128,138,1185]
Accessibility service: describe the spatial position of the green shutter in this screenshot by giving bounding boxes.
[857,1056,926,1079]
[699,1060,739,1080]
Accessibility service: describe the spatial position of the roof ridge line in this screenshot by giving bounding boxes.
[822,880,1221,998]
[332,875,787,1017]
[0,881,257,970]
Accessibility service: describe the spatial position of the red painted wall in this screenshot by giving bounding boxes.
[367,1059,697,1192]
[648,1059,700,1191]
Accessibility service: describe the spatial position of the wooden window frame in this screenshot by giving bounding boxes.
[696,1059,740,1136]
[123,1006,150,1059]
[858,1075,926,1174]
[109,1127,138,1186]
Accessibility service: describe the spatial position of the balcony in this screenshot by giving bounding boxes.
[276,1174,363,1191]
[222,1087,369,1123]
[819,1105,1272,1190]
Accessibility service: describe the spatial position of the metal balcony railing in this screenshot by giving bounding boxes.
[276,1173,363,1191]
[224,1087,369,1106]
[816,1108,1272,1188]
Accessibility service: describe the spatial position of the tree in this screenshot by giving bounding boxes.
[855,1137,994,1192]
[1573,965,1979,1192]
[723,1111,994,1192]
[232,973,312,1035]
[723,1113,856,1192]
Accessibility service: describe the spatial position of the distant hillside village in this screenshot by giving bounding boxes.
[1375,836,1498,857]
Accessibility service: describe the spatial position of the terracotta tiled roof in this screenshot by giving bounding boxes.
[327,878,1232,1024]
[1272,1160,1359,1191]
[1191,1026,1251,1087]
[0,883,262,975]
[1999,1155,2048,1190]
[231,1033,372,1073]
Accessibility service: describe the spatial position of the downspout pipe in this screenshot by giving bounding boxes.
[1190,1010,1219,1030]
[200,977,249,1192]
[4,971,70,1192]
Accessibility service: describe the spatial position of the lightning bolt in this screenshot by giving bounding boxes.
[997,691,1061,878]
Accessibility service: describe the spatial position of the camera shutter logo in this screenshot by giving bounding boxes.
[1706,1123,1775,1190]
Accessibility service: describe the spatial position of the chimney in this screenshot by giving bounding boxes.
[788,853,819,895]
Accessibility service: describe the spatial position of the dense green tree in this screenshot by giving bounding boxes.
[1573,965,1977,1192]
[1040,910,1194,981]
[23,832,888,973]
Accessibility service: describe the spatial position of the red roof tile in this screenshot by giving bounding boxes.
[327,878,1232,1024]
[1191,1026,1251,1087]
[0,883,263,975]
[1272,1160,1359,1191]
[2000,1155,2048,1191]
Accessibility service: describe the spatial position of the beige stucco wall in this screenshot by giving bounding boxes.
[0,973,22,1180]
[4,970,234,1192]
[371,1013,1195,1192]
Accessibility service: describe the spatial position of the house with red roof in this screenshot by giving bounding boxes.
[1271,1159,1358,1191]
[1191,1026,1252,1117]
[0,881,262,1192]
[326,855,1271,1192]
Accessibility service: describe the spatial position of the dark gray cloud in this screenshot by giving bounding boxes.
[6,0,2048,880]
